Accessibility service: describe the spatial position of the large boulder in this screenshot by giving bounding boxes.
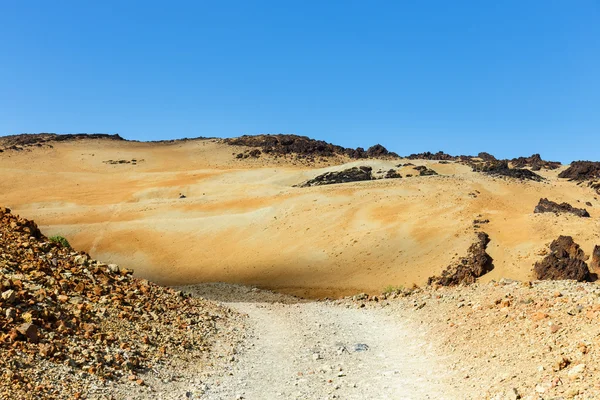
[299,166,373,187]
[534,236,590,281]
[428,232,493,286]
[534,198,590,218]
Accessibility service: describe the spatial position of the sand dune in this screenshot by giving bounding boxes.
[1,138,598,297]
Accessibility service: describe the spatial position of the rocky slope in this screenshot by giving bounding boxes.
[0,207,243,399]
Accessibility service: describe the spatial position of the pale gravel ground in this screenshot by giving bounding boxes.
[182,284,468,400]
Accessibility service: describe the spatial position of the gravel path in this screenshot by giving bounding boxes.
[182,284,465,400]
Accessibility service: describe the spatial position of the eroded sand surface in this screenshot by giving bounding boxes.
[1,138,598,297]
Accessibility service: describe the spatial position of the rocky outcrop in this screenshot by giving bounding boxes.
[299,166,373,187]
[534,236,591,281]
[534,198,590,218]
[103,158,145,165]
[472,160,544,181]
[558,161,600,181]
[406,151,457,161]
[224,134,398,160]
[366,144,398,158]
[413,166,439,176]
[477,152,497,161]
[0,207,241,398]
[0,133,123,151]
[235,149,262,159]
[591,246,600,272]
[511,154,561,171]
[558,162,600,194]
[384,169,402,179]
[428,232,493,286]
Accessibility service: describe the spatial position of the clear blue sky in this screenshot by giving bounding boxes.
[1,1,598,162]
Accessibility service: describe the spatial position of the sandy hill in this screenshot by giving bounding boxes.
[0,134,599,298]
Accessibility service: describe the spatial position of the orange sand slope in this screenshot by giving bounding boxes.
[1,138,598,297]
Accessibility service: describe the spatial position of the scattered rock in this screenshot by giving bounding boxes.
[16,323,39,343]
[553,356,571,371]
[534,198,590,218]
[0,207,243,399]
[353,343,369,352]
[567,364,586,381]
[534,236,591,281]
[299,166,373,187]
[1,289,15,303]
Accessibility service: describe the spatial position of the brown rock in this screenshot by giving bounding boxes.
[534,236,590,281]
[531,312,548,321]
[554,356,571,371]
[428,232,493,286]
[558,161,600,181]
[1,289,15,303]
[17,323,39,343]
[591,245,600,272]
[534,198,590,218]
[299,166,373,187]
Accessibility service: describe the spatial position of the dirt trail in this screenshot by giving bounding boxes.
[182,284,466,400]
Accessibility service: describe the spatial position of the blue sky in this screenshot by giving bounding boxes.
[1,1,598,162]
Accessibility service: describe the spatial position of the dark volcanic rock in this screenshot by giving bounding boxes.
[0,133,123,151]
[413,166,439,176]
[248,149,261,158]
[384,169,402,179]
[472,160,544,181]
[224,134,398,160]
[534,236,590,281]
[534,198,590,218]
[511,154,561,171]
[428,232,493,286]
[591,245,600,272]
[407,151,457,161]
[472,160,510,172]
[366,144,398,158]
[558,161,600,181]
[477,152,497,161]
[299,166,373,187]
[345,147,367,159]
